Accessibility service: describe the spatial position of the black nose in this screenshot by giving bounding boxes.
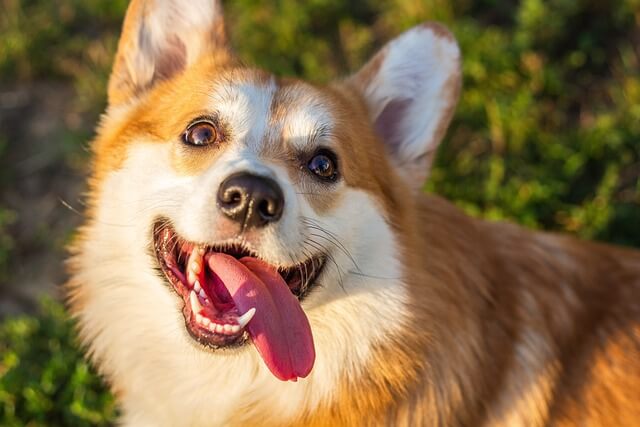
[217,172,284,229]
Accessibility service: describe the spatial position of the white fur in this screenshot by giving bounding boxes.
[124,0,223,90]
[75,81,409,426]
[486,289,559,427]
[353,24,460,187]
[282,91,334,151]
[209,78,277,152]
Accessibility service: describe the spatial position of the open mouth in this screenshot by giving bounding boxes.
[152,220,324,380]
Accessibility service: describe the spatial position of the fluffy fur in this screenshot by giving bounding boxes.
[67,1,640,425]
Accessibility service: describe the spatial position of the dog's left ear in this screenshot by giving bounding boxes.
[349,23,461,190]
[108,0,228,106]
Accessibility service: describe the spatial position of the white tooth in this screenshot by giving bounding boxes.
[202,317,211,326]
[187,247,203,281]
[208,323,217,333]
[195,314,204,324]
[223,324,233,334]
[194,280,202,292]
[199,289,207,299]
[190,290,203,313]
[230,325,241,334]
[237,307,256,328]
[215,324,224,334]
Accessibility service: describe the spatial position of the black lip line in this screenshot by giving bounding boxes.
[182,306,251,351]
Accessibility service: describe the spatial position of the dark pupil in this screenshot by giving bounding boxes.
[312,155,332,176]
[190,125,213,145]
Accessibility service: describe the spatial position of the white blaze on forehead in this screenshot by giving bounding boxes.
[209,78,277,151]
[206,78,334,154]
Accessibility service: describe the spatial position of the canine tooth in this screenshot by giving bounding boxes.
[199,289,206,299]
[190,290,203,314]
[237,308,256,328]
[187,270,196,284]
[187,248,203,282]
[194,280,202,292]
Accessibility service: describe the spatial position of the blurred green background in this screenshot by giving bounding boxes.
[0,0,638,424]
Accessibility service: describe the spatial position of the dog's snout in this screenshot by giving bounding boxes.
[217,172,284,229]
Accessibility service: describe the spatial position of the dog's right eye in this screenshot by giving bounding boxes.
[183,121,219,147]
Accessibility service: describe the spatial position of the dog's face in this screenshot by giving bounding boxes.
[72,0,460,401]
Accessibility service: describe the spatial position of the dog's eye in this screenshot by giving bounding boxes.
[307,150,338,182]
[183,121,218,146]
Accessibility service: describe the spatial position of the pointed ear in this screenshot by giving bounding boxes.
[349,23,461,190]
[108,0,228,106]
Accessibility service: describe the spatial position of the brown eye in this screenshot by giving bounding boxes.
[307,150,338,182]
[183,121,218,146]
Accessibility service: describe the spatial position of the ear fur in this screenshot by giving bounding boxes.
[350,23,461,190]
[108,0,228,106]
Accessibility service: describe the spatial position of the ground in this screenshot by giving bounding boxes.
[0,82,89,316]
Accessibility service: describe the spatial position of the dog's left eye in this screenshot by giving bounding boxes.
[183,121,219,146]
[307,150,338,182]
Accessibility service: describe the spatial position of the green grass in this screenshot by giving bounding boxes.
[1,0,638,424]
[0,300,117,426]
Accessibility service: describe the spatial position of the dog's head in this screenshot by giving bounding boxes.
[73,0,460,388]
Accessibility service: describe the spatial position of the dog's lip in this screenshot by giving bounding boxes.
[151,220,326,349]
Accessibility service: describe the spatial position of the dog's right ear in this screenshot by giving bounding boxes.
[108,0,228,106]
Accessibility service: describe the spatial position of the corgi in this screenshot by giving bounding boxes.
[67,0,640,425]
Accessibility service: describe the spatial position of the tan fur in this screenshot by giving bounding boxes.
[291,193,640,426]
[68,1,640,426]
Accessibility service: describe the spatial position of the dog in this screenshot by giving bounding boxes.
[67,0,640,425]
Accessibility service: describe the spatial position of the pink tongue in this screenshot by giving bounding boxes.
[207,253,315,381]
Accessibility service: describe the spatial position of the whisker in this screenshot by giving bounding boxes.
[304,237,346,293]
[347,270,401,281]
[300,216,360,272]
[307,230,359,271]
